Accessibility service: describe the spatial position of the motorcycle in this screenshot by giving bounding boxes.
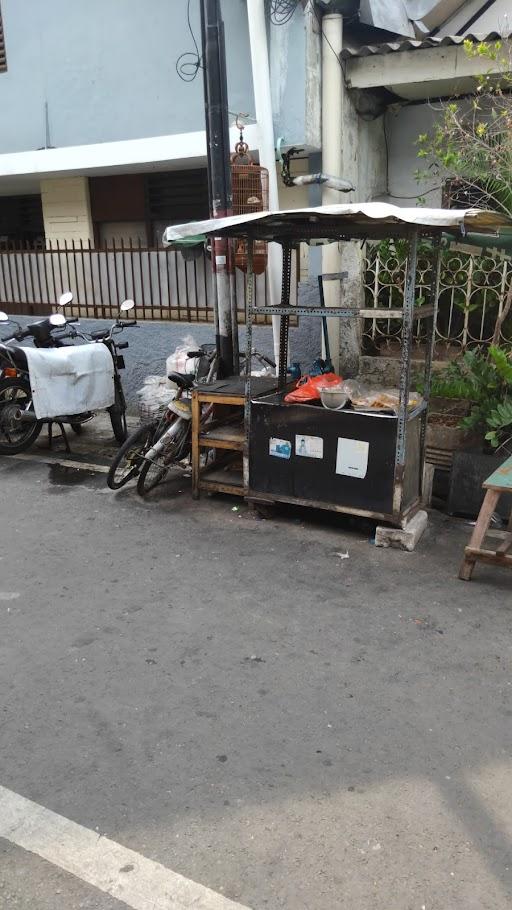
[0,295,137,455]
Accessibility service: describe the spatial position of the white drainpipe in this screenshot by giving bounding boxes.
[321,13,344,373]
[247,0,282,371]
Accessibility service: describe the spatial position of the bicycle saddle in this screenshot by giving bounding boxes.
[167,371,195,390]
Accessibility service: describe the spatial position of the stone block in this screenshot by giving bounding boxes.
[375,510,428,552]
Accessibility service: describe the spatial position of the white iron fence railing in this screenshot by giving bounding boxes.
[364,247,512,353]
[0,242,297,325]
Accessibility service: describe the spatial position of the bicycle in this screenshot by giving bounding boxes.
[106,344,218,494]
[106,345,277,496]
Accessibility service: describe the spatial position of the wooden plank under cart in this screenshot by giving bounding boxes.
[191,376,278,499]
[459,455,512,580]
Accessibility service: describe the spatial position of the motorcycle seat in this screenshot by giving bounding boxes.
[0,343,28,369]
[167,371,195,390]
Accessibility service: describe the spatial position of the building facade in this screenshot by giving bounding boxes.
[0,0,510,378]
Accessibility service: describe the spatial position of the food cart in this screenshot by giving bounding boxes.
[164,203,509,527]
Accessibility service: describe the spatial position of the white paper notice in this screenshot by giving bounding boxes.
[336,438,369,479]
[295,434,324,459]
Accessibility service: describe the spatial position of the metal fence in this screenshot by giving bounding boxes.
[0,241,289,325]
[364,246,512,353]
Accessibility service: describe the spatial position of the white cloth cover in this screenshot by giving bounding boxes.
[22,344,115,419]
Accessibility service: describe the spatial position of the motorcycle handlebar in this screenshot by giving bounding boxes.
[116,341,129,349]
[2,328,30,343]
[119,319,137,327]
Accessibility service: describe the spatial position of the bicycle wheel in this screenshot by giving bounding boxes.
[106,421,156,490]
[136,419,190,496]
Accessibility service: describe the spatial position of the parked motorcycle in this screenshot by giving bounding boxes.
[0,295,137,455]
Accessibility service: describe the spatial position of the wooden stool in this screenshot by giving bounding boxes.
[459,455,512,580]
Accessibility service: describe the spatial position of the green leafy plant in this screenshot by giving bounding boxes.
[429,345,512,452]
[416,39,512,219]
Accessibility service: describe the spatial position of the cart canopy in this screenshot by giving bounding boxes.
[163,202,512,246]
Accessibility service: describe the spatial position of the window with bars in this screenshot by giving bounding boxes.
[0,6,6,73]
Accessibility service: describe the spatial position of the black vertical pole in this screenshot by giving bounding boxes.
[200,0,234,376]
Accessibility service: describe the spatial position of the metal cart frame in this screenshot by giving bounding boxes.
[242,220,441,527]
[162,204,511,526]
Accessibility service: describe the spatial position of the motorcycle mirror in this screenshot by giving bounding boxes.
[50,313,67,326]
[58,291,73,307]
[120,299,135,312]
[0,311,9,322]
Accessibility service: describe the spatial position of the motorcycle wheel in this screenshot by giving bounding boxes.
[0,377,43,455]
[106,421,157,490]
[136,419,190,496]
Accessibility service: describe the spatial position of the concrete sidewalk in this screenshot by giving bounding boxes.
[0,451,511,909]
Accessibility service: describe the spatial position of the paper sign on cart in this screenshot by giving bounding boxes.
[295,434,324,459]
[336,438,369,479]
[269,437,292,459]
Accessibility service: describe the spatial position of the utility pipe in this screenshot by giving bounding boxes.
[246,0,282,371]
[292,173,354,191]
[321,12,344,373]
[200,0,234,376]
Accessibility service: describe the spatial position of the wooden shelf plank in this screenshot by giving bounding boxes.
[199,424,245,451]
[199,465,245,497]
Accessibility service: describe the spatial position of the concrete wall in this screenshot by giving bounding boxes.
[0,0,254,153]
[41,177,94,244]
[358,115,387,203]
[385,103,442,206]
[269,4,306,146]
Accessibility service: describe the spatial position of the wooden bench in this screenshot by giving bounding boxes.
[459,455,512,580]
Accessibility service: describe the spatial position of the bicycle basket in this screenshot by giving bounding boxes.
[138,400,169,422]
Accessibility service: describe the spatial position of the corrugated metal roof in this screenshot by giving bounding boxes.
[341,30,508,59]
[163,204,512,245]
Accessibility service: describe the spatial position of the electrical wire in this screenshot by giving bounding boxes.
[310,3,344,70]
[269,0,299,25]
[310,2,359,71]
[176,0,202,83]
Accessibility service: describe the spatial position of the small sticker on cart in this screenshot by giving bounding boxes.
[336,438,369,479]
[295,434,324,459]
[269,437,292,459]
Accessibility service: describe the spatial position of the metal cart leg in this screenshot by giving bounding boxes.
[278,245,293,391]
[393,229,418,517]
[419,237,441,496]
[244,240,255,491]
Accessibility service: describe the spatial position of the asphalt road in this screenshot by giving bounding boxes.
[0,451,511,909]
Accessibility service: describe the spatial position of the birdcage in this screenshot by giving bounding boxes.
[231,138,268,275]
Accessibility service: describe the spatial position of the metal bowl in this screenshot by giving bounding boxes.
[320,386,349,410]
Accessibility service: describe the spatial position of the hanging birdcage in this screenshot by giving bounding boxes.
[230,135,268,275]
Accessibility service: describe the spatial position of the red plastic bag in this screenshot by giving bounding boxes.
[284,373,342,403]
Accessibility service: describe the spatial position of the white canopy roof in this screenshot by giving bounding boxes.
[163,203,512,245]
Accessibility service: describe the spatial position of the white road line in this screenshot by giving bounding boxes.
[0,784,251,910]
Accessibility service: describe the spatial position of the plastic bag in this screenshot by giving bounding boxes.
[340,379,366,401]
[136,374,176,419]
[166,334,199,376]
[341,380,423,413]
[284,373,342,403]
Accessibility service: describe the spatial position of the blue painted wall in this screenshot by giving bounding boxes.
[0,0,255,153]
